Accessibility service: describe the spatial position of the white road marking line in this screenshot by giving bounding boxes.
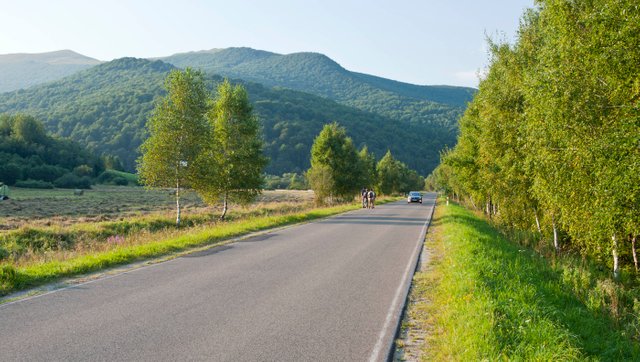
[368,199,435,362]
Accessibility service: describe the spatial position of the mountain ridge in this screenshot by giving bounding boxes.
[0,50,101,92]
[0,57,453,175]
[159,47,474,130]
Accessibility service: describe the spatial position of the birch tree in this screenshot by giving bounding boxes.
[194,79,267,220]
[137,68,209,226]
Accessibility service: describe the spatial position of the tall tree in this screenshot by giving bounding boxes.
[307,122,363,203]
[358,145,378,189]
[377,150,423,195]
[137,68,210,226]
[194,80,267,220]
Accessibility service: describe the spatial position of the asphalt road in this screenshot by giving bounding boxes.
[0,193,435,362]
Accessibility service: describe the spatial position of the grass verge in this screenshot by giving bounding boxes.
[400,198,640,360]
[0,202,364,297]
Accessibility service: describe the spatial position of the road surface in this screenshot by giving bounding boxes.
[0,194,435,362]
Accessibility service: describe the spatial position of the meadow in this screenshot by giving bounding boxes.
[0,186,312,230]
[0,186,395,297]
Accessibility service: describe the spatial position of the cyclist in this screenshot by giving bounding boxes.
[367,189,376,209]
[361,187,368,208]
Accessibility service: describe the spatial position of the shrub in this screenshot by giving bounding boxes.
[97,170,136,186]
[0,264,17,291]
[25,164,67,182]
[0,163,21,185]
[112,176,128,186]
[15,179,54,189]
[53,173,92,189]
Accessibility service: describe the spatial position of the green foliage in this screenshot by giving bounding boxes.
[0,58,173,171]
[0,114,104,187]
[358,146,377,188]
[0,56,459,176]
[194,80,267,216]
[307,123,364,202]
[160,47,474,126]
[432,0,640,277]
[97,170,138,186]
[376,150,423,195]
[14,179,54,189]
[137,68,210,225]
[264,173,307,190]
[306,164,335,204]
[53,173,91,189]
[419,201,640,359]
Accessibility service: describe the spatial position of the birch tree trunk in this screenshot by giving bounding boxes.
[631,234,638,273]
[534,208,542,234]
[612,234,620,280]
[220,192,228,221]
[175,180,181,227]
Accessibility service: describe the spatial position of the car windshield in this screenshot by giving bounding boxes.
[409,192,421,196]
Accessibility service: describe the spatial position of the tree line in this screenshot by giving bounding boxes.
[307,122,424,204]
[427,0,640,278]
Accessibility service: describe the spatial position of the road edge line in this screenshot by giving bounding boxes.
[368,194,436,362]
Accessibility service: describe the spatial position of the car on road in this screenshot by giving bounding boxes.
[407,191,422,204]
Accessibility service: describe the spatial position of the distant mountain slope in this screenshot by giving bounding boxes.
[159,47,475,130]
[0,58,453,175]
[0,50,101,93]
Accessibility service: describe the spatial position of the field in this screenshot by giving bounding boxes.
[0,186,314,230]
[1,186,386,297]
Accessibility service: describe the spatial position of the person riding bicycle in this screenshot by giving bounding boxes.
[367,189,376,209]
[361,187,368,208]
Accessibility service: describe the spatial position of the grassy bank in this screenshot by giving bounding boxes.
[400,199,640,360]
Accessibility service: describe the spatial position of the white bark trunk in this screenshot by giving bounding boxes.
[534,209,542,234]
[612,234,620,280]
[175,182,181,227]
[220,192,228,220]
[632,235,638,273]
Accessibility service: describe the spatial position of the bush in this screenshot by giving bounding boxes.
[15,179,54,189]
[0,264,18,291]
[0,163,21,185]
[53,173,91,189]
[25,164,67,182]
[112,176,128,186]
[97,170,136,186]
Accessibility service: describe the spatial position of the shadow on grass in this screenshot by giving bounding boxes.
[438,208,640,359]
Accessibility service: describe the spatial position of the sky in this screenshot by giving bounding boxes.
[0,0,535,88]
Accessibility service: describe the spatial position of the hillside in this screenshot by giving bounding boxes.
[0,50,101,93]
[159,47,475,130]
[0,58,453,175]
[0,114,103,188]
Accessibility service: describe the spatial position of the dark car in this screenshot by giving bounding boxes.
[407,191,422,204]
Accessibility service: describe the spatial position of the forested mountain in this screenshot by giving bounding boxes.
[0,58,452,175]
[0,50,101,93]
[159,47,475,130]
[0,114,103,188]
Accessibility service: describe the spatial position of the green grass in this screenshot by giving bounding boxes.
[0,198,398,297]
[406,199,640,360]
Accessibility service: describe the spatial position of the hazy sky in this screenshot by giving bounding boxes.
[0,0,535,88]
